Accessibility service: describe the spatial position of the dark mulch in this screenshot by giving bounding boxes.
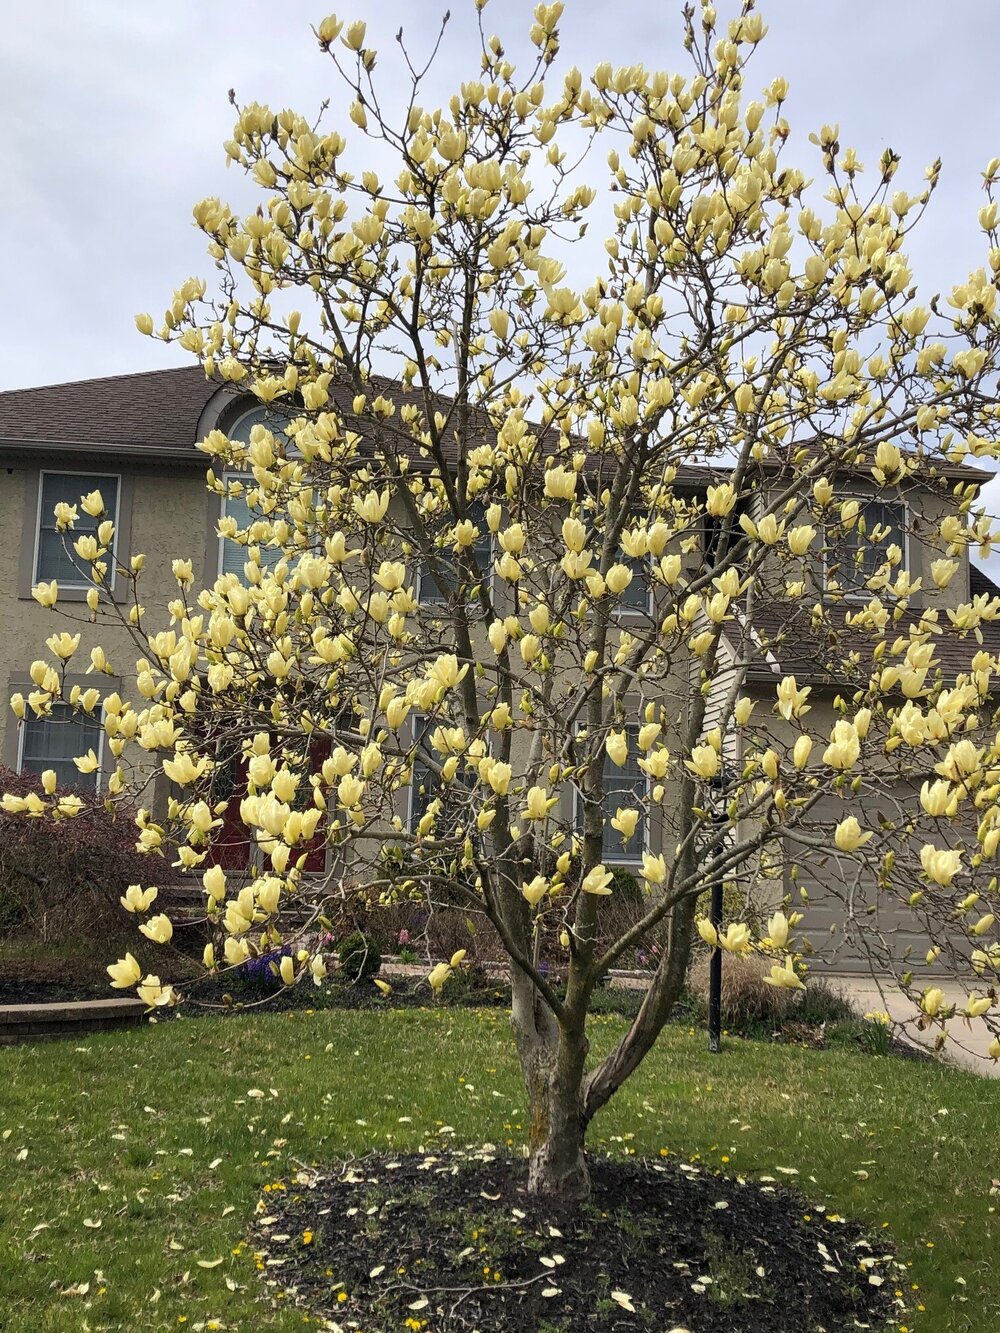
[0,970,509,1012]
[0,976,111,1005]
[252,1149,904,1332]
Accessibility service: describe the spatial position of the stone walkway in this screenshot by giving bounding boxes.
[828,976,999,1077]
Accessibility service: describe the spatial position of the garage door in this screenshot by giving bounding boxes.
[781,790,945,975]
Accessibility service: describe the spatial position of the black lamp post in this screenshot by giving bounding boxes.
[708,873,724,1054]
[706,772,729,1055]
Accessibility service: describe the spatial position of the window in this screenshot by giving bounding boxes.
[34,472,120,588]
[218,406,298,578]
[228,404,293,446]
[616,555,654,616]
[827,499,906,596]
[407,714,472,834]
[417,503,492,606]
[219,473,286,579]
[576,723,648,864]
[702,497,752,572]
[18,702,102,791]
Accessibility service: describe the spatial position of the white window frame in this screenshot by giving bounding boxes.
[572,722,650,867]
[16,700,106,794]
[33,469,122,592]
[822,496,910,602]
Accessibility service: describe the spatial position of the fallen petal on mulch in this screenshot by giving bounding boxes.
[250,1146,906,1331]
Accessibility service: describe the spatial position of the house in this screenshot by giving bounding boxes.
[1,365,998,971]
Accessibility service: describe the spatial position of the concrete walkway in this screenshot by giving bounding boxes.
[828,976,999,1077]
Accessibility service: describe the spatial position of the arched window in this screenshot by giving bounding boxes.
[226,403,293,445]
[218,402,293,578]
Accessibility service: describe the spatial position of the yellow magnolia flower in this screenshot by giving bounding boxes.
[786,524,816,556]
[139,914,174,945]
[353,489,390,523]
[32,580,58,608]
[581,864,614,895]
[137,975,174,1008]
[834,816,873,852]
[920,779,955,818]
[605,731,628,766]
[641,852,666,885]
[522,876,549,906]
[733,697,755,726]
[961,993,992,1019]
[164,752,208,786]
[107,953,142,989]
[605,564,633,596]
[561,516,587,553]
[611,807,639,841]
[775,675,811,721]
[823,720,860,771]
[203,865,227,900]
[762,957,806,990]
[47,631,81,661]
[697,918,718,948]
[792,735,813,769]
[920,844,963,887]
[767,911,790,950]
[920,986,946,1018]
[544,465,577,499]
[685,744,720,780]
[522,786,553,820]
[120,884,158,913]
[428,961,452,993]
[705,482,737,516]
[224,937,250,966]
[719,923,752,953]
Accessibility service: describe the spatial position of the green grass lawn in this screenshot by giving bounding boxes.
[3,1006,997,1331]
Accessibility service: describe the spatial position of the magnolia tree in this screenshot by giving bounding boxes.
[11,0,1000,1203]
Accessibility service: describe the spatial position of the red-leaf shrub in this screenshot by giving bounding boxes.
[0,765,156,943]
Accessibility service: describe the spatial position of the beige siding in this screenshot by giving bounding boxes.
[0,460,214,776]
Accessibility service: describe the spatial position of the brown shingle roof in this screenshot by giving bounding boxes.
[0,365,217,457]
[0,365,991,494]
[740,593,1000,687]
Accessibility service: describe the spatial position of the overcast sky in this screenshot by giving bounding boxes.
[6,0,998,391]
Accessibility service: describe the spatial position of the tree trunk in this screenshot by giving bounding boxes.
[519,1024,591,1204]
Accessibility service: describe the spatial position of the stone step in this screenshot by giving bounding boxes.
[0,997,147,1046]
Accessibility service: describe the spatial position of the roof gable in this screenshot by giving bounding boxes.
[0,365,218,455]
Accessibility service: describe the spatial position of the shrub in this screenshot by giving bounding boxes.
[687,952,798,1031]
[609,866,643,903]
[338,929,382,983]
[0,765,154,944]
[795,979,856,1027]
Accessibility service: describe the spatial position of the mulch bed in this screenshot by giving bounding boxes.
[0,977,111,1006]
[251,1148,904,1331]
[0,972,508,1013]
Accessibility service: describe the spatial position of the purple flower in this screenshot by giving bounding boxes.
[398,929,410,946]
